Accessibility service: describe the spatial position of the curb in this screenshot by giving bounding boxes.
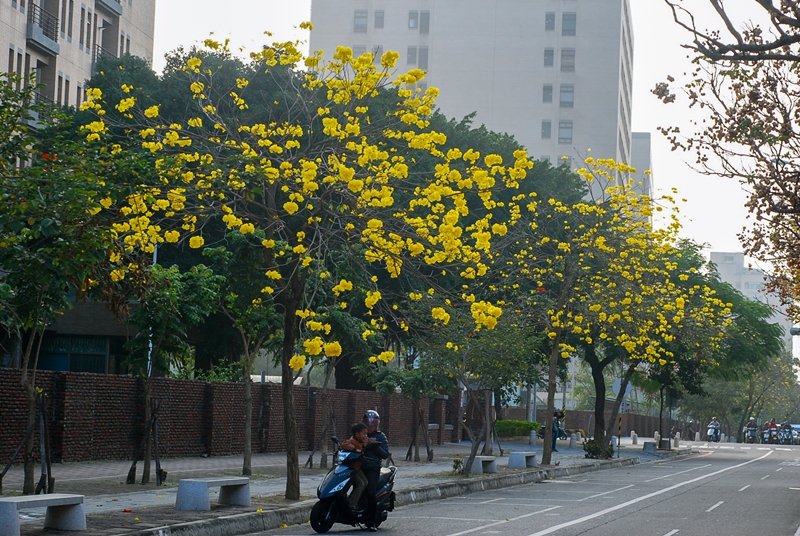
[116,456,642,536]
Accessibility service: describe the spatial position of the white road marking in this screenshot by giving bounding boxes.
[761,474,771,480]
[777,467,784,471]
[738,485,750,492]
[444,506,562,536]
[706,501,724,512]
[577,485,634,502]
[663,530,680,536]
[645,464,712,482]
[523,451,773,536]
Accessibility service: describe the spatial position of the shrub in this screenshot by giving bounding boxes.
[495,419,538,437]
[582,438,613,459]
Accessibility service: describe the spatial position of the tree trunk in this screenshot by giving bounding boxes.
[281,277,303,500]
[604,362,637,439]
[586,346,608,448]
[541,343,560,466]
[141,380,152,484]
[482,390,493,455]
[242,370,253,476]
[20,328,42,495]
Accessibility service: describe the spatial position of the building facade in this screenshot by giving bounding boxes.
[1,0,155,107]
[710,252,793,350]
[309,0,640,179]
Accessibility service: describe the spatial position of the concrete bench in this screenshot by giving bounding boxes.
[507,451,538,469]
[469,455,497,474]
[175,477,251,511]
[642,441,657,454]
[0,493,86,536]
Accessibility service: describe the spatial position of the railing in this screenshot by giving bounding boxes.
[28,3,59,42]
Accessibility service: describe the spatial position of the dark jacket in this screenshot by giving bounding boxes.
[362,430,389,470]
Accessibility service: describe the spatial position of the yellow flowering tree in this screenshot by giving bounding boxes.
[80,33,534,498]
[502,159,732,463]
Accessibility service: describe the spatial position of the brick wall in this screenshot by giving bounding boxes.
[0,369,450,464]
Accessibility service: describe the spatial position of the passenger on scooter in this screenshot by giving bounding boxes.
[339,423,369,511]
[362,410,389,532]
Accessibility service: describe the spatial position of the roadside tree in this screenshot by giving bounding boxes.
[78,34,535,499]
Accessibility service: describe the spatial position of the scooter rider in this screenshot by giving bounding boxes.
[707,417,721,441]
[362,410,389,532]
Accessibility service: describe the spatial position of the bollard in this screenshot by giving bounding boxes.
[611,435,618,446]
[654,431,660,445]
[569,434,576,448]
[673,432,680,448]
[695,431,701,442]
[721,433,727,443]
[631,431,638,445]
[576,432,582,442]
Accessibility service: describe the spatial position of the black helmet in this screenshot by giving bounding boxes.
[363,410,380,423]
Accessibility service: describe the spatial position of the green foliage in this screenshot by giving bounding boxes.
[495,419,538,437]
[582,438,613,459]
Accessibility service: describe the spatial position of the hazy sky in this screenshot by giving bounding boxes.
[152,1,753,256]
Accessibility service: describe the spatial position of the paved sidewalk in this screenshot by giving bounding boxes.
[3,436,692,536]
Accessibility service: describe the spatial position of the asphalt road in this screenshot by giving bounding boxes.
[257,443,800,536]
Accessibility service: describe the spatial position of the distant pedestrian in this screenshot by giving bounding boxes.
[552,410,565,452]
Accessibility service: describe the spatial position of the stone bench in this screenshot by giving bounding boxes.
[642,441,657,454]
[507,451,538,469]
[175,477,251,511]
[0,493,86,536]
[469,455,498,474]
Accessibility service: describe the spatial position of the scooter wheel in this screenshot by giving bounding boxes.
[310,500,335,533]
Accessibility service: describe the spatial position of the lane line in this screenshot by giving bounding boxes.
[706,501,724,512]
[761,475,771,480]
[445,506,562,536]
[738,485,750,492]
[645,464,712,482]
[663,530,680,536]
[777,467,784,472]
[524,451,773,536]
[577,485,634,502]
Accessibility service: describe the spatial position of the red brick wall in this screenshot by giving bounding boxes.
[0,369,451,464]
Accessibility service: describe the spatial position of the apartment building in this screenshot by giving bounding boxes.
[1,0,155,108]
[309,0,645,194]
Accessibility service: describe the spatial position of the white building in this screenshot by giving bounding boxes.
[710,252,793,350]
[1,0,155,108]
[310,0,650,194]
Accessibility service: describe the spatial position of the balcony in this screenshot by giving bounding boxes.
[95,0,123,16]
[92,44,118,74]
[27,4,60,56]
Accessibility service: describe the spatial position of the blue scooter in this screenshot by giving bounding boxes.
[310,437,396,533]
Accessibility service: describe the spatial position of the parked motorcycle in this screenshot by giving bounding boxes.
[310,437,396,533]
[537,425,568,440]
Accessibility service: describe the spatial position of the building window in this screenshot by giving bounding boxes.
[374,10,384,29]
[354,10,368,33]
[408,11,418,29]
[542,84,553,103]
[418,46,429,69]
[353,45,367,57]
[545,12,555,31]
[560,48,575,72]
[559,84,574,108]
[67,0,74,40]
[79,7,85,46]
[420,11,430,34]
[558,121,573,144]
[407,46,417,65]
[60,0,68,36]
[544,48,554,67]
[7,48,13,75]
[562,13,577,36]
[541,120,552,139]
